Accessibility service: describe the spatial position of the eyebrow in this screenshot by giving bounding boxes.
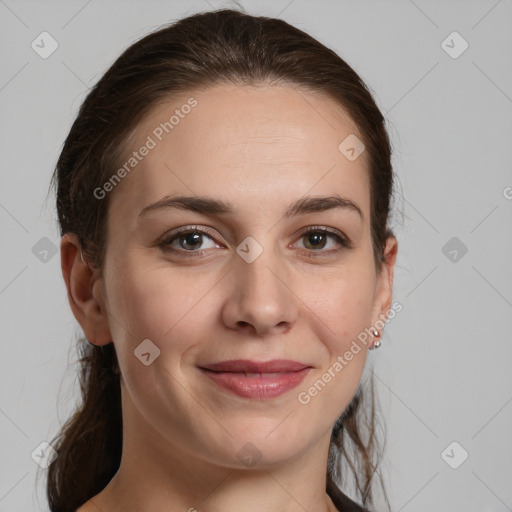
[139,194,363,221]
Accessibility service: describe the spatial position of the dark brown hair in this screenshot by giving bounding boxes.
[46,7,396,512]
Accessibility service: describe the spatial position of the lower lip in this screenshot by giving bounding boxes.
[199,368,311,399]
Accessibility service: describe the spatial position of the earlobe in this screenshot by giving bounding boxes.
[60,233,113,346]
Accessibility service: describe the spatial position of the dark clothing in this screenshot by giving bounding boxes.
[327,479,368,511]
[74,483,368,512]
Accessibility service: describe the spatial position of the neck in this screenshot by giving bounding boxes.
[89,391,338,512]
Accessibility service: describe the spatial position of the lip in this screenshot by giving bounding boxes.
[200,359,310,373]
[198,359,312,399]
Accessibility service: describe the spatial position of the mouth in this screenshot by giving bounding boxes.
[198,359,312,399]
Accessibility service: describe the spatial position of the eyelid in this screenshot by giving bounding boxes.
[293,225,349,243]
[292,226,352,251]
[160,224,221,244]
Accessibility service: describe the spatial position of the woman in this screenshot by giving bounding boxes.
[47,8,398,512]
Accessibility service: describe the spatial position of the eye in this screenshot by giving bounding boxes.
[293,226,352,257]
[159,225,221,256]
[159,225,352,258]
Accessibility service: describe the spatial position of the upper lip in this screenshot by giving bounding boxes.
[199,359,311,373]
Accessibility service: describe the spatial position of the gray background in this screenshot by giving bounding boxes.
[1,0,511,510]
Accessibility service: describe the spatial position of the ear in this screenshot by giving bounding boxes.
[371,236,398,330]
[60,233,112,346]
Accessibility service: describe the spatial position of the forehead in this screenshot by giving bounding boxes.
[107,83,370,227]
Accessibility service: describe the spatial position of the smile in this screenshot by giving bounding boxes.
[198,359,312,399]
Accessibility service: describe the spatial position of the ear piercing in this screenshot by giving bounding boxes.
[369,328,381,350]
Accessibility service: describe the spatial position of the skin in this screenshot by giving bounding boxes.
[63,82,397,512]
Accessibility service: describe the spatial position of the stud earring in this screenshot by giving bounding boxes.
[369,327,381,350]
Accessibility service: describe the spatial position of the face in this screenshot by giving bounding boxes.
[77,83,396,469]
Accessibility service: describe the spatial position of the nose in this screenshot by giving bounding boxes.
[221,242,298,337]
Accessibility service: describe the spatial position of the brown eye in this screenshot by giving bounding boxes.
[160,226,221,256]
[295,227,351,256]
[303,231,329,250]
[176,231,204,251]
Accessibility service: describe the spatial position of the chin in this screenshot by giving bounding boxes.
[208,425,315,470]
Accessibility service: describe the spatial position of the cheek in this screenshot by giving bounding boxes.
[105,262,217,357]
[312,267,376,352]
[296,281,374,426]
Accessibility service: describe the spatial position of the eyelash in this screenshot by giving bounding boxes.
[159,225,352,259]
